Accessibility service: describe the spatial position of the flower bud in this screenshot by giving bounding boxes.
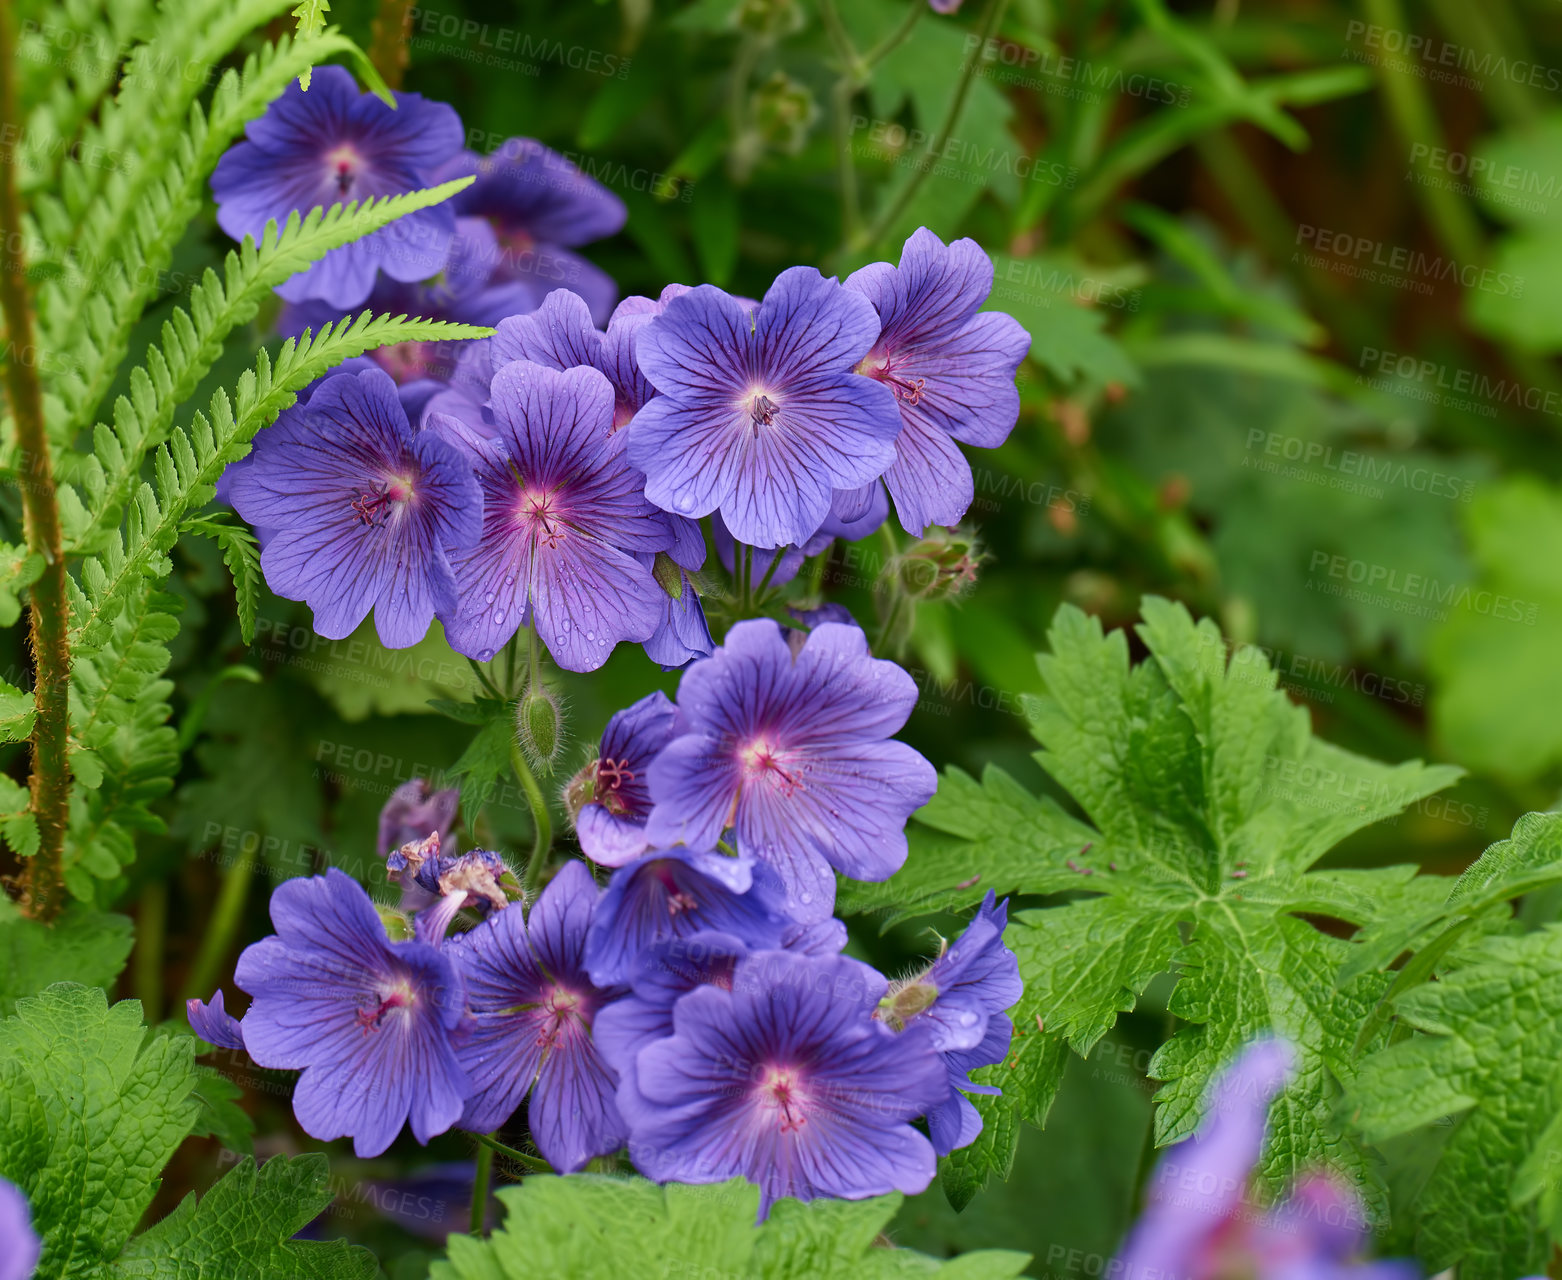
[896,528,983,601]
[877,974,940,1032]
[563,757,597,825]
[516,683,565,774]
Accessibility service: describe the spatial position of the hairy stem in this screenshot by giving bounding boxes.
[857,0,1011,254]
[473,1131,552,1173]
[512,739,553,896]
[0,6,71,920]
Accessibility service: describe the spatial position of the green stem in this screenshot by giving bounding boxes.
[467,657,501,700]
[135,881,167,1024]
[820,0,864,241]
[471,1133,495,1233]
[473,1131,553,1173]
[856,0,1011,254]
[753,547,788,601]
[511,740,553,895]
[863,2,925,67]
[1362,0,1483,266]
[1,4,71,921]
[181,836,257,1003]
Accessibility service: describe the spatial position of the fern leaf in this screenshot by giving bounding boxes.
[29,28,362,442]
[292,0,332,88]
[69,314,493,660]
[61,178,474,556]
[186,518,261,645]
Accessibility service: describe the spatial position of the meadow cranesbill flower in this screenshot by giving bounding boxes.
[210,66,463,308]
[280,219,538,416]
[399,845,513,945]
[227,368,482,649]
[622,948,948,1214]
[436,360,676,670]
[233,869,469,1158]
[446,861,626,1172]
[0,1177,40,1280]
[437,138,626,324]
[845,228,1030,535]
[644,618,936,921]
[594,929,751,1119]
[627,269,902,549]
[582,849,792,985]
[186,989,246,1051]
[572,691,678,867]
[1114,1038,1415,1279]
[880,892,1021,1154]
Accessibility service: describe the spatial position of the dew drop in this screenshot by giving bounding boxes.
[493,610,505,624]
[798,891,813,905]
[477,648,494,662]
[485,591,495,605]
[562,619,572,632]
[586,630,595,641]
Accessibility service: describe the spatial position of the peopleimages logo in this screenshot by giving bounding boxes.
[1344,21,1562,92]
[1307,552,1539,626]
[1294,225,1523,297]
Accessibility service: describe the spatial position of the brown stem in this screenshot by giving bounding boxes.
[368,0,417,91]
[0,6,71,920]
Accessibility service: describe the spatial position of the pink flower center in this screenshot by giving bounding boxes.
[651,860,698,916]
[517,485,567,548]
[325,143,364,197]
[350,475,414,526]
[856,351,925,405]
[737,737,803,796]
[356,980,415,1034]
[756,1066,808,1133]
[535,986,584,1050]
[596,756,636,815]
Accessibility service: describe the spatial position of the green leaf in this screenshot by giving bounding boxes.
[868,598,1460,1202]
[429,1175,1030,1279]
[987,254,1139,387]
[0,542,44,628]
[0,985,201,1276]
[186,518,261,645]
[446,701,520,830]
[1429,477,1562,780]
[0,676,35,744]
[187,1067,256,1158]
[0,901,134,1014]
[112,1154,375,1279]
[1350,926,1562,1279]
[291,0,332,88]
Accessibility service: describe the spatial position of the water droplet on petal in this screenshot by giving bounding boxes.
[477,648,494,662]
[485,592,495,604]
[586,630,595,641]
[493,610,505,624]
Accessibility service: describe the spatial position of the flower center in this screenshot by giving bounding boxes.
[651,860,699,916]
[857,352,926,405]
[596,756,637,815]
[373,340,441,384]
[756,1066,808,1133]
[535,986,584,1050]
[737,737,803,795]
[350,475,414,526]
[741,389,781,436]
[517,486,566,548]
[325,143,363,197]
[356,979,415,1034]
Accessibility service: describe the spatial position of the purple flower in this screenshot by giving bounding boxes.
[621,948,948,1215]
[210,66,463,308]
[234,869,469,1157]
[713,485,889,592]
[399,845,514,945]
[378,777,461,858]
[0,1177,40,1280]
[492,288,656,431]
[645,619,936,921]
[583,849,792,986]
[434,360,675,670]
[638,554,715,670]
[187,990,246,1051]
[446,861,626,1172]
[882,893,1021,1155]
[594,930,751,1119]
[280,219,536,402]
[436,138,626,324]
[845,228,1030,535]
[574,691,679,867]
[627,269,902,549]
[227,368,482,648]
[1115,1039,1415,1280]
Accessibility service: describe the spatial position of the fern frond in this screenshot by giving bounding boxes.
[32,0,292,252]
[15,0,157,192]
[291,0,332,88]
[31,29,362,437]
[185,517,260,644]
[60,179,473,556]
[63,584,181,897]
[69,314,494,660]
